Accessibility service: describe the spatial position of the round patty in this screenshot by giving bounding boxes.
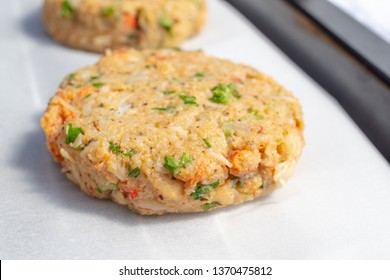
[41,49,304,215]
[42,0,206,52]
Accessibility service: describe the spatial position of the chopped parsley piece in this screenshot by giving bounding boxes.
[90,75,101,81]
[202,201,221,211]
[96,182,118,193]
[164,153,193,176]
[68,73,75,81]
[222,122,234,137]
[163,155,179,174]
[202,138,212,148]
[163,90,176,95]
[108,141,121,154]
[153,106,176,112]
[61,0,76,19]
[233,91,241,99]
[158,14,173,36]
[190,180,219,200]
[128,167,140,178]
[248,108,264,120]
[92,82,105,88]
[179,95,197,105]
[128,33,139,41]
[194,72,205,79]
[171,47,182,51]
[83,94,91,99]
[102,6,114,17]
[209,83,236,104]
[65,123,83,144]
[123,148,136,157]
[179,152,193,168]
[231,177,243,188]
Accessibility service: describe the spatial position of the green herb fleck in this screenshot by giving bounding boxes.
[153,106,176,112]
[123,148,136,157]
[158,14,173,36]
[61,0,76,19]
[102,6,114,17]
[128,33,139,41]
[109,141,121,154]
[65,123,83,144]
[222,122,234,137]
[163,155,179,175]
[179,95,198,105]
[90,75,101,81]
[202,138,212,148]
[96,182,118,193]
[69,73,75,81]
[164,153,193,176]
[179,152,193,168]
[128,167,140,178]
[248,108,264,120]
[163,90,176,95]
[171,47,182,51]
[232,88,241,99]
[209,84,236,104]
[231,177,243,188]
[190,181,219,200]
[92,82,105,88]
[83,94,91,99]
[194,72,205,79]
[202,201,221,211]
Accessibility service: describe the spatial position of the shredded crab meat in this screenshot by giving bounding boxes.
[137,200,168,211]
[107,162,128,181]
[207,150,232,167]
[274,161,295,185]
[169,126,189,138]
[100,85,110,93]
[126,72,150,83]
[69,133,84,149]
[60,148,75,164]
[58,98,77,113]
[117,103,133,115]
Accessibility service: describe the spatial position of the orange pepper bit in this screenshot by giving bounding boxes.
[121,186,140,199]
[128,189,140,199]
[123,12,137,29]
[75,85,95,100]
[56,89,74,102]
[87,184,96,194]
[48,142,62,162]
[184,164,208,188]
[115,49,130,55]
[60,106,76,121]
[231,77,243,83]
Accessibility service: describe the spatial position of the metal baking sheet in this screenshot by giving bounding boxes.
[1,0,390,259]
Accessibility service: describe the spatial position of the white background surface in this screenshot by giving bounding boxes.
[329,0,390,44]
[1,0,390,259]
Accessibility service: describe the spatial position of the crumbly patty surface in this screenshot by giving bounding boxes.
[42,0,206,52]
[41,49,304,215]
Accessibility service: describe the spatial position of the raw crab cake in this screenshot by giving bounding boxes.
[41,49,304,215]
[42,0,207,52]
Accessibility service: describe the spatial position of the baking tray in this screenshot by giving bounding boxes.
[226,0,390,163]
[1,0,390,259]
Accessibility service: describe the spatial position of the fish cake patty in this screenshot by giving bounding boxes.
[41,49,304,215]
[42,0,207,52]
